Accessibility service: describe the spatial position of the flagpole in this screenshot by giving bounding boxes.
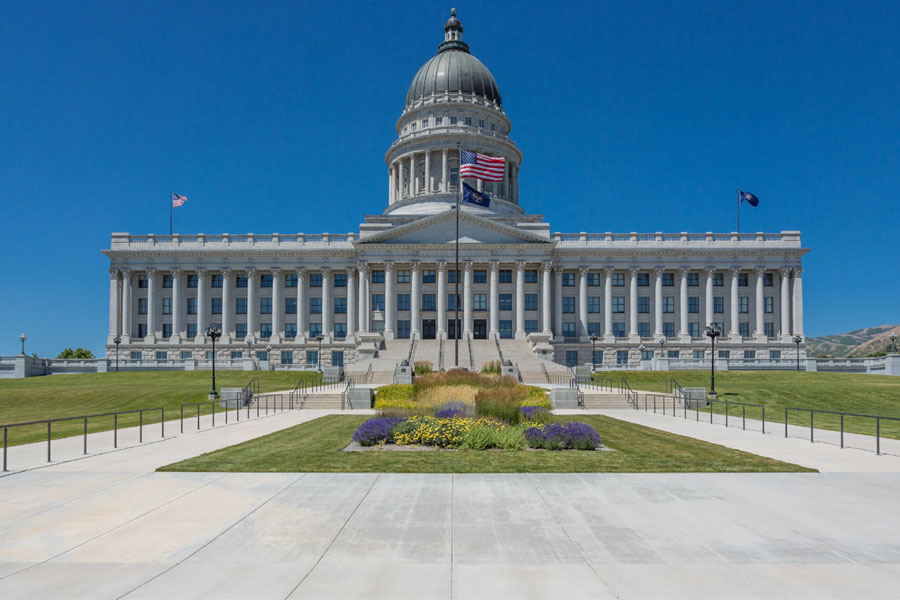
[737,189,740,236]
[455,143,461,368]
[170,190,173,236]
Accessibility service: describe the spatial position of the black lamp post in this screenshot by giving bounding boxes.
[658,336,666,360]
[890,332,897,354]
[705,324,721,398]
[206,324,221,399]
[316,334,324,372]
[18,333,27,356]
[589,334,598,370]
[793,335,803,371]
[113,336,121,371]
[265,344,272,369]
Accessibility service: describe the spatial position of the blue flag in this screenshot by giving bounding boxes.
[463,181,490,207]
[739,190,759,207]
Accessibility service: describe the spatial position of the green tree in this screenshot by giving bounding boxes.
[57,347,95,359]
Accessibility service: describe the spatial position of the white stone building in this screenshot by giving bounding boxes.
[103,10,808,370]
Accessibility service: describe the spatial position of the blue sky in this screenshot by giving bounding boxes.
[2,0,898,357]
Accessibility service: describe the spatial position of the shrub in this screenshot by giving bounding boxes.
[474,386,528,424]
[373,384,415,410]
[524,422,602,451]
[526,386,552,409]
[414,361,433,375]
[433,401,474,419]
[495,426,526,450]
[352,417,404,446]
[394,416,505,448]
[462,424,497,450]
[481,360,501,374]
[520,406,550,424]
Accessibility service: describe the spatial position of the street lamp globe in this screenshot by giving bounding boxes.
[705,324,721,398]
[793,335,803,371]
[18,333,27,356]
[890,332,897,354]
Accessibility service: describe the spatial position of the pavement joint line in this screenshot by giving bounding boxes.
[526,473,619,599]
[283,472,383,600]
[0,471,231,584]
[116,472,309,600]
[449,472,454,600]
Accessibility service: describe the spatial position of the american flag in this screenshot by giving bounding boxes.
[171,192,187,207]
[459,150,505,182]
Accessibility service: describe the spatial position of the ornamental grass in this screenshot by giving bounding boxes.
[480,360,502,375]
[474,386,528,424]
[413,361,433,375]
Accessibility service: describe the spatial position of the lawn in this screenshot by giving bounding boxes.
[603,370,900,439]
[158,414,812,473]
[0,371,321,446]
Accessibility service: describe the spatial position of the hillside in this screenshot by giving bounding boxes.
[805,324,899,357]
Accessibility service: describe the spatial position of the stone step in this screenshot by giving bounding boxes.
[581,394,632,409]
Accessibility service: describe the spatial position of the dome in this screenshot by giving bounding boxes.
[404,10,502,110]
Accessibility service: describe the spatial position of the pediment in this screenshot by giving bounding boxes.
[357,211,551,246]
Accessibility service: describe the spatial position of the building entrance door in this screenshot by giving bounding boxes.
[447,319,460,340]
[422,319,436,339]
[474,319,488,339]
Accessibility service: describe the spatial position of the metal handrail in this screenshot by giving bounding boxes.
[540,362,550,383]
[407,337,417,364]
[617,379,638,408]
[785,407,900,455]
[466,336,474,371]
[438,337,445,371]
[2,406,164,471]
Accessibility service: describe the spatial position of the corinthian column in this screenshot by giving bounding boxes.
[108,269,120,343]
[296,268,306,340]
[553,266,563,339]
[221,269,232,342]
[322,268,332,341]
[541,262,552,336]
[603,267,613,342]
[272,268,282,342]
[489,262,499,339]
[347,268,357,341]
[705,267,714,329]
[384,262,394,339]
[442,149,449,193]
[424,151,431,193]
[755,267,765,340]
[654,268,664,337]
[629,267,639,340]
[578,267,589,342]
[411,261,421,338]
[780,267,792,339]
[792,267,804,337]
[515,261,526,340]
[463,261,473,337]
[679,268,689,341]
[246,269,257,338]
[437,261,447,338]
[121,269,132,342]
[730,267,740,340]
[146,269,158,342]
[196,269,207,340]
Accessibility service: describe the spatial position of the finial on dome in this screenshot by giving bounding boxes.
[440,7,468,52]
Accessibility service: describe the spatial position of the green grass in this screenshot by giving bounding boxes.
[158,414,812,473]
[601,370,900,439]
[0,371,322,446]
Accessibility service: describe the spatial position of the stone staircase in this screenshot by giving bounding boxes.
[580,391,633,409]
[345,338,415,385]
[414,339,441,371]
[497,339,570,383]
[470,339,501,372]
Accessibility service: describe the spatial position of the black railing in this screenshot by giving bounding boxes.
[551,375,575,387]
[618,379,639,407]
[2,407,164,472]
[638,393,766,434]
[179,394,292,433]
[784,407,900,455]
[582,376,615,391]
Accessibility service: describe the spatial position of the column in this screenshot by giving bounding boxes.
[792,267,804,336]
[437,261,447,337]
[384,262,394,338]
[603,267,613,341]
[705,268,714,328]
[272,269,282,342]
[578,267,589,341]
[170,269,181,340]
[197,269,207,339]
[553,266,563,338]
[389,164,395,204]
[293,268,305,339]
[503,162,510,200]
[730,267,740,339]
[780,267,792,337]
[121,269,132,341]
[654,268,664,337]
[247,269,257,338]
[441,149,449,193]
[629,268,638,339]
[515,261,526,339]
[424,151,431,193]
[108,269,120,342]
[322,268,332,341]
[541,262,552,336]
[146,269,158,341]
[411,261,421,337]
[356,264,366,335]
[489,262,499,338]
[398,160,405,199]
[222,269,233,341]
[679,268,689,339]
[755,267,765,339]
[463,261,473,337]
[410,155,416,195]
[347,268,357,340]
[477,178,483,192]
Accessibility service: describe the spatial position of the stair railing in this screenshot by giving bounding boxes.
[495,337,504,362]
[467,336,474,371]
[407,337,417,365]
[365,362,374,384]
[617,378,639,408]
[438,337,445,371]
[540,362,550,383]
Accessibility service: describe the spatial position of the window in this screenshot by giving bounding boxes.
[307,322,321,338]
[687,272,699,286]
[688,322,700,338]
[236,275,248,288]
[285,297,297,314]
[587,272,601,286]
[397,294,410,311]
[332,351,344,367]
[397,320,411,339]
[474,269,487,283]
[637,297,649,313]
[668,350,680,359]
[592,350,603,365]
[231,351,243,359]
[310,297,322,314]
[744,350,756,359]
[285,273,298,288]
[525,320,539,334]
[162,275,173,288]
[236,297,248,315]
[448,269,460,283]
[562,297,576,313]
[738,273,749,287]
[162,297,172,315]
[282,352,294,365]
[637,273,650,286]
[410,122,416,132]
[562,272,575,286]
[693,350,705,359]
[587,322,601,337]
[260,297,272,314]
[306,350,318,365]
[138,298,148,315]
[525,270,538,283]
[499,294,512,311]
[714,296,724,313]
[765,322,775,337]
[334,297,346,314]
[138,275,148,288]
[397,270,410,283]
[211,274,223,288]
[447,294,460,311]
[588,297,601,313]
[499,320,513,338]
[131,350,142,359]
[260,274,273,288]
[613,322,626,338]
[499,269,512,283]
[187,298,197,315]
[562,322,576,338]
[688,297,699,313]
[422,269,436,283]
[525,294,538,311]
[137,324,147,338]
[713,272,724,287]
[616,350,628,365]
[465,116,472,126]
[211,297,222,315]
[310,273,322,287]
[187,324,197,338]
[612,273,625,286]
[422,118,429,128]
[372,319,385,333]
[641,350,654,360]
[764,296,774,313]
[479,118,485,128]
[436,116,443,125]
[662,273,674,286]
[371,270,385,284]
[285,323,297,339]
[450,167,458,187]
[739,297,749,313]
[162,324,172,338]
[450,116,458,125]
[638,322,649,338]
[612,297,625,313]
[565,350,579,367]
[156,351,167,360]
[371,294,385,311]
[334,273,347,288]
[236,323,247,339]
[764,273,774,287]
[719,350,731,359]
[260,323,272,338]
[423,294,436,311]
[663,322,675,338]
[187,274,198,288]
[334,323,346,339]
[770,350,781,359]
[473,294,487,311]
[739,322,750,337]
[662,297,674,313]
[490,122,496,131]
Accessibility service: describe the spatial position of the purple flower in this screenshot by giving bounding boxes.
[524,422,601,450]
[433,401,472,419]
[352,417,404,446]
[520,406,549,422]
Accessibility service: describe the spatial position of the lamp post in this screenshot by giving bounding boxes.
[705,324,721,398]
[246,337,253,369]
[890,332,897,354]
[265,344,272,370]
[113,336,121,372]
[316,335,324,372]
[658,336,666,357]
[206,324,221,399]
[18,333,27,356]
[589,334,598,370]
[793,335,803,371]
[638,343,646,367]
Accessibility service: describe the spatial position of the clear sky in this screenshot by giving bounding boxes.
[2,0,898,357]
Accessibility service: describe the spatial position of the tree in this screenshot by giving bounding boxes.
[57,347,95,359]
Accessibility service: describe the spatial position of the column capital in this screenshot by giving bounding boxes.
[755,266,766,277]
[553,265,564,274]
[579,266,589,277]
[271,268,282,277]
[464,261,473,272]
[321,267,331,277]
[109,268,120,280]
[629,266,640,276]
[120,268,131,278]
[295,266,305,276]
[604,266,615,276]
[780,266,792,277]
[655,266,666,276]
[705,266,716,276]
[679,267,689,277]
[246,268,256,276]
[542,261,553,273]
[730,266,741,277]
[196,267,208,277]
[437,260,447,272]
[489,261,499,272]
[793,266,803,277]
[357,262,369,274]
[516,260,526,271]
[410,260,420,272]
[146,268,157,276]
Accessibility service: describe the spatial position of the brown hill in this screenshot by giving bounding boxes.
[805,324,900,357]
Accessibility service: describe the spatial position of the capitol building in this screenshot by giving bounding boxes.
[103,10,808,372]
